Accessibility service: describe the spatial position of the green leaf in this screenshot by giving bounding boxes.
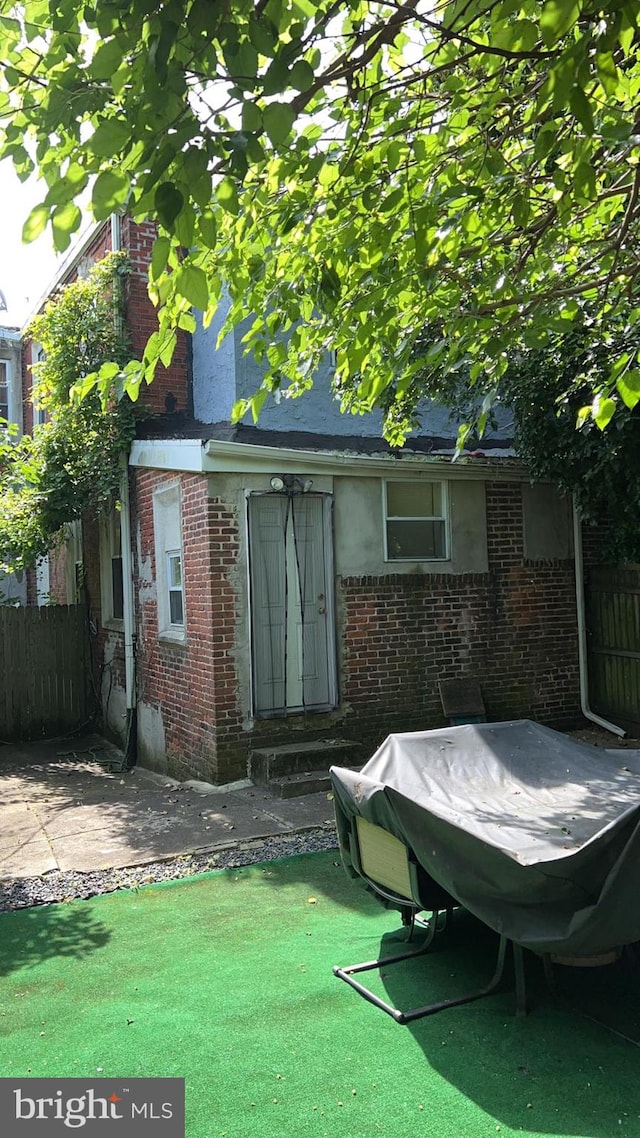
[174,203,196,247]
[215,177,239,215]
[263,55,290,95]
[597,51,619,96]
[574,161,596,201]
[51,202,82,251]
[289,60,314,91]
[569,86,594,134]
[319,265,340,300]
[493,18,539,53]
[512,191,530,227]
[226,39,259,84]
[248,14,277,57]
[540,0,583,47]
[263,102,296,147]
[22,203,49,244]
[250,387,268,423]
[534,123,558,161]
[616,369,640,410]
[231,397,250,424]
[608,352,631,382]
[90,38,125,81]
[318,162,339,188]
[150,236,171,281]
[241,101,263,132]
[145,329,177,369]
[177,311,197,333]
[198,210,218,248]
[88,118,131,158]
[155,182,184,229]
[92,170,130,217]
[175,264,210,311]
[592,394,616,430]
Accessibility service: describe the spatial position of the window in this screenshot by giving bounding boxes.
[153,482,186,641]
[64,520,84,605]
[384,481,449,561]
[100,506,124,625]
[166,550,184,626]
[0,360,9,421]
[33,401,48,427]
[33,347,47,426]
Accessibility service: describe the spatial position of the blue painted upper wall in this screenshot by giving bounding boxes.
[192,305,512,442]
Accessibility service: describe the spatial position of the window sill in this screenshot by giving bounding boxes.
[384,558,451,565]
[158,629,187,648]
[102,618,125,632]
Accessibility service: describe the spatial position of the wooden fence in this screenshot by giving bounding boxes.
[0,605,94,741]
[585,565,640,737]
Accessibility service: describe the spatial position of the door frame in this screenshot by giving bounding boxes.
[246,490,338,719]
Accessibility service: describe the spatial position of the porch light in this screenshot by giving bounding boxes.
[269,475,314,494]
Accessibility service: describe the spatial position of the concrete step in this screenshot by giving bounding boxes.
[250,738,363,791]
[268,769,335,799]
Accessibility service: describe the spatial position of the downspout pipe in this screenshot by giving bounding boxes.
[119,455,137,766]
[572,498,625,737]
[112,210,137,765]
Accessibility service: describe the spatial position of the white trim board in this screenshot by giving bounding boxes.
[130,437,527,481]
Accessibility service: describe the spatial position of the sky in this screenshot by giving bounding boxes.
[0,160,62,328]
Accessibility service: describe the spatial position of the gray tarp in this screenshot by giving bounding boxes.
[330,720,640,956]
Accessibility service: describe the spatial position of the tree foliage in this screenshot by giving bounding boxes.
[0,254,136,571]
[1,1,640,440]
[502,315,640,562]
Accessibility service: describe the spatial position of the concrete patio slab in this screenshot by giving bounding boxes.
[0,838,58,877]
[0,735,337,880]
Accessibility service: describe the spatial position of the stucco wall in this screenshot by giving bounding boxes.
[191,308,512,441]
[192,308,237,423]
[334,476,488,576]
[522,483,573,560]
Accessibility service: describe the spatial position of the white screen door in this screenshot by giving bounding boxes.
[248,493,337,716]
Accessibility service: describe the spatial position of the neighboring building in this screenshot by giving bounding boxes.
[20,216,586,781]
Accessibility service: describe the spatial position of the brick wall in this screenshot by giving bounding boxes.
[28,444,583,779]
[123,475,581,782]
[120,216,191,420]
[22,217,190,432]
[46,545,69,605]
[22,215,191,613]
[339,482,581,749]
[133,469,244,782]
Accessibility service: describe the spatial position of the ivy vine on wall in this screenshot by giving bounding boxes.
[0,253,137,572]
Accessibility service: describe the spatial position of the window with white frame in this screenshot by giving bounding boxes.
[33,347,47,426]
[384,481,449,561]
[0,360,9,422]
[100,506,124,625]
[166,550,184,627]
[153,482,185,640]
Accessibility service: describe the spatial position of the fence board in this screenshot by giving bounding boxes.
[585,566,640,736]
[0,605,94,741]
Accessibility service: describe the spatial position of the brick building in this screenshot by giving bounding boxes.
[20,215,591,782]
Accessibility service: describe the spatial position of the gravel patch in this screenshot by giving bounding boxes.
[0,827,339,913]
